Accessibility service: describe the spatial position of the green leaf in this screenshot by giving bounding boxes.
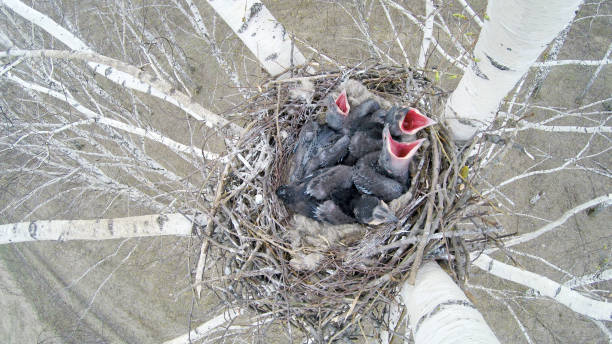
[434,71,440,82]
[448,74,458,80]
[466,32,474,36]
[473,57,481,62]
[453,13,467,20]
[484,14,490,20]
[460,166,469,179]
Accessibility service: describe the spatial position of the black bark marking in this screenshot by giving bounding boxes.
[457,118,478,127]
[486,54,510,71]
[554,286,562,297]
[471,61,489,80]
[156,214,168,230]
[108,219,114,236]
[414,300,475,334]
[28,221,38,239]
[238,2,263,34]
[488,259,494,271]
[265,53,278,61]
[104,66,113,76]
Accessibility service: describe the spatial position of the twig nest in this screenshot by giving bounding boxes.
[211,66,496,339]
[286,214,367,271]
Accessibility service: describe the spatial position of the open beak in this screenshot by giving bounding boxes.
[334,90,350,116]
[383,126,425,172]
[398,108,436,135]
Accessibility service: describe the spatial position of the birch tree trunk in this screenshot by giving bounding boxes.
[444,0,583,141]
[400,261,501,344]
[206,0,307,77]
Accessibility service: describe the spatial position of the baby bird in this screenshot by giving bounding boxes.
[347,126,383,161]
[345,98,381,133]
[352,151,405,202]
[290,121,319,182]
[385,107,436,139]
[326,90,350,131]
[305,165,353,200]
[277,165,356,225]
[379,125,425,185]
[315,200,356,225]
[352,194,398,225]
[303,134,350,176]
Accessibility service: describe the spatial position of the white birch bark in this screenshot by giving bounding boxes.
[206,0,307,76]
[417,0,434,69]
[163,308,244,344]
[471,254,612,321]
[444,0,583,141]
[0,213,200,244]
[400,261,501,344]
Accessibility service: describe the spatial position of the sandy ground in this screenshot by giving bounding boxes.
[1,0,610,343]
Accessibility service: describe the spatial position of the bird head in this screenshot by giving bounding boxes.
[354,195,398,225]
[381,125,425,176]
[333,90,350,117]
[397,108,436,135]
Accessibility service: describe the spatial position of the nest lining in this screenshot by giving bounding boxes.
[200,65,501,339]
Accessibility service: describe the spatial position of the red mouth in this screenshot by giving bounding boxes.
[389,137,425,159]
[399,108,435,135]
[335,90,349,116]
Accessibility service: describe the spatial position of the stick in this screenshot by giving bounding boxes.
[408,130,441,284]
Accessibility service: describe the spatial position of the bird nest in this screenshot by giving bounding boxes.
[199,65,501,340]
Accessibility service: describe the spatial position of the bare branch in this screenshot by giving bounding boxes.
[471,253,612,321]
[0,213,198,244]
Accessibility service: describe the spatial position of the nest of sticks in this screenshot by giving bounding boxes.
[199,65,502,339]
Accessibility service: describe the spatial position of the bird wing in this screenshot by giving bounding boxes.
[352,165,404,202]
[314,200,356,225]
[349,131,381,159]
[304,134,350,175]
[290,122,319,182]
[305,165,353,200]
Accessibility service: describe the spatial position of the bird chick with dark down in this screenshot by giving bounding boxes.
[278,90,434,227]
[303,134,349,176]
[289,121,319,182]
[352,151,405,202]
[347,126,383,161]
[325,90,350,131]
[276,165,356,225]
[379,125,425,185]
[352,194,397,225]
[385,107,436,139]
[345,98,381,133]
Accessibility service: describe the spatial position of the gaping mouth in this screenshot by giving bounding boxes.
[399,108,435,135]
[386,132,425,160]
[335,90,349,116]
